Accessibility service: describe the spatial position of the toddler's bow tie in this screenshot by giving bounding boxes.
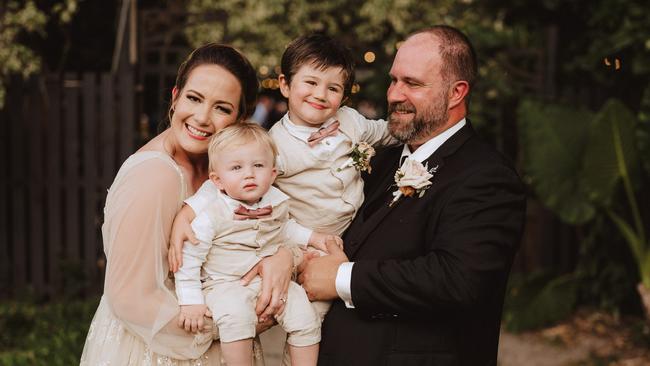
[307,120,340,147]
[233,204,273,220]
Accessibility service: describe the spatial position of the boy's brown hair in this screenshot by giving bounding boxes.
[281,33,356,97]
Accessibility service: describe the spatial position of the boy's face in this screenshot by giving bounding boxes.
[209,141,277,205]
[279,63,346,127]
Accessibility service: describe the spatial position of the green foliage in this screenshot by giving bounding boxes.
[519,98,650,291]
[0,297,99,366]
[576,216,640,312]
[518,100,596,224]
[0,0,79,109]
[503,271,580,332]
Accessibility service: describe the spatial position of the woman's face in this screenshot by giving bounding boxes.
[171,64,242,155]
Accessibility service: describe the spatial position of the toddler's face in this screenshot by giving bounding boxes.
[209,141,277,205]
[279,63,346,128]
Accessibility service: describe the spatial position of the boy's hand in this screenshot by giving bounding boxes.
[178,304,209,333]
[168,204,198,273]
[308,232,343,253]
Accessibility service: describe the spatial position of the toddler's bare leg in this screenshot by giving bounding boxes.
[221,338,254,366]
[288,343,318,366]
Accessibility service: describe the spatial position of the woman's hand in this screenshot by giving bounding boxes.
[168,204,198,273]
[240,246,293,322]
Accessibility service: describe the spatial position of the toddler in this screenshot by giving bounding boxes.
[175,123,332,366]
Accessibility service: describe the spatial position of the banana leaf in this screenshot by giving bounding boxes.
[517,100,596,224]
[581,99,640,206]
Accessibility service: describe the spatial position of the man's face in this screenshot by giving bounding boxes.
[387,33,450,144]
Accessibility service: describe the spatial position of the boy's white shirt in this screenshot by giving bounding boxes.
[335,118,467,308]
[176,184,312,305]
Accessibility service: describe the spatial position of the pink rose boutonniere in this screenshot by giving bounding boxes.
[389,159,435,207]
[338,142,376,173]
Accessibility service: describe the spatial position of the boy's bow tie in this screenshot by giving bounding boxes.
[233,205,273,220]
[307,120,340,147]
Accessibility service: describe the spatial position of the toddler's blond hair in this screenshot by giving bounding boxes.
[208,122,278,173]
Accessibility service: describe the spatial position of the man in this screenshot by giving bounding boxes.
[298,25,526,365]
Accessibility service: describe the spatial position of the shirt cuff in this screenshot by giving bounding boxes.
[284,219,313,248]
[335,262,355,308]
[176,288,205,306]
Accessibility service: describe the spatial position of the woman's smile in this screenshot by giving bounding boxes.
[185,123,211,140]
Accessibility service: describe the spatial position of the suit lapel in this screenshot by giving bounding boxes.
[346,122,476,258]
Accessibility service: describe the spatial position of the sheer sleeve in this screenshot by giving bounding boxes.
[102,155,212,359]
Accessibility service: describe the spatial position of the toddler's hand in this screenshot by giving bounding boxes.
[178,304,208,333]
[168,204,198,273]
[308,232,343,253]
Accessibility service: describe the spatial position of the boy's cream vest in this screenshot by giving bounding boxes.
[269,107,395,236]
[199,191,291,281]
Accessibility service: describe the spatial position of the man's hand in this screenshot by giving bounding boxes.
[178,304,208,333]
[298,237,348,301]
[308,232,343,253]
[168,204,198,273]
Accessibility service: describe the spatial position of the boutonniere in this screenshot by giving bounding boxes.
[389,159,436,207]
[337,142,376,173]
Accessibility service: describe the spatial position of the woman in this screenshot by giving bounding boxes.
[81,44,294,365]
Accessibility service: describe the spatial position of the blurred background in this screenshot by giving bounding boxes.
[0,0,649,364]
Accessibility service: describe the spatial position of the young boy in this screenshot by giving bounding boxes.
[175,123,333,366]
[171,33,396,318]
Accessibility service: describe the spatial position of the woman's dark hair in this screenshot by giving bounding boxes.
[168,43,258,125]
[281,33,356,97]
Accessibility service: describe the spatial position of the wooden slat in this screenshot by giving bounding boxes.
[0,87,11,297]
[82,73,98,282]
[9,83,27,290]
[101,74,116,185]
[118,71,135,161]
[28,80,45,294]
[63,73,81,260]
[46,76,63,292]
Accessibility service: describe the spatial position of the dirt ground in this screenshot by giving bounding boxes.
[259,310,650,366]
[498,310,650,366]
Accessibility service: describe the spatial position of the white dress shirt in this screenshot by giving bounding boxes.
[335,118,467,308]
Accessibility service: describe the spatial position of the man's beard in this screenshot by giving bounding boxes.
[387,94,449,144]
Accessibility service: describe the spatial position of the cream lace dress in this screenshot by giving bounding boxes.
[80,151,264,365]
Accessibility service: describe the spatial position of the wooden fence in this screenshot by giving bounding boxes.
[0,72,137,299]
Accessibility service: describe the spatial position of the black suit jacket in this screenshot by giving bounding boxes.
[318,122,526,366]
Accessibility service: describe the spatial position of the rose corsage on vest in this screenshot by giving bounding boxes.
[389,159,435,207]
[337,142,376,173]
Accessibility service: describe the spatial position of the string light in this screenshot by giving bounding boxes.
[364,51,376,63]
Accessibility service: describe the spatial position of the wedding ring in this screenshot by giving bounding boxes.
[280,297,287,303]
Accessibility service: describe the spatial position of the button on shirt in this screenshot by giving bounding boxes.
[335,118,467,308]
